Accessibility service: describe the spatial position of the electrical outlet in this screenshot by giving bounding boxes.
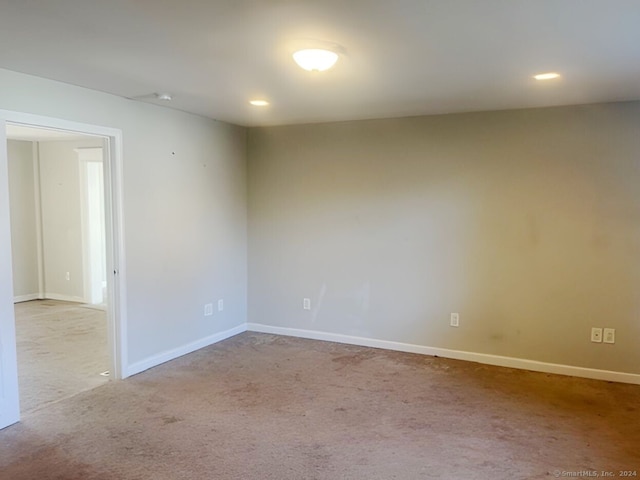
[450,313,459,327]
[218,299,224,312]
[591,327,603,343]
[204,303,213,316]
[65,271,70,281]
[603,328,615,344]
[303,298,311,310]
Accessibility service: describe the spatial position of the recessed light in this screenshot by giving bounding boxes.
[534,72,561,80]
[293,49,339,72]
[154,92,173,101]
[249,100,269,106]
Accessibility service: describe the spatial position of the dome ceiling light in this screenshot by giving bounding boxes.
[292,49,339,72]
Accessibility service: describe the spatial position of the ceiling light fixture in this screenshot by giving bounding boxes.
[534,72,560,80]
[293,49,339,72]
[249,99,269,106]
[155,92,173,101]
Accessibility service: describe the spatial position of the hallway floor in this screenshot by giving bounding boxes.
[14,299,109,413]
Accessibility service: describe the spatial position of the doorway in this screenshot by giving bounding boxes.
[7,126,109,412]
[0,111,127,429]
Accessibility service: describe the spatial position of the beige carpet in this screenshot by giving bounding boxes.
[1,332,639,479]
[14,299,109,413]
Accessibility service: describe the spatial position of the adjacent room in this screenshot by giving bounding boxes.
[6,125,110,413]
[0,1,639,479]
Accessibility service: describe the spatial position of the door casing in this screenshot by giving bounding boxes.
[0,110,128,429]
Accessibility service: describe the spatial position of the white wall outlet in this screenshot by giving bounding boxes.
[65,271,70,281]
[591,327,603,343]
[218,299,224,312]
[450,312,459,327]
[303,298,311,310]
[603,328,615,344]
[204,303,213,316]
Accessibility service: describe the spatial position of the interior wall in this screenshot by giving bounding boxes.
[0,68,248,367]
[7,140,38,299]
[248,101,640,375]
[38,138,103,302]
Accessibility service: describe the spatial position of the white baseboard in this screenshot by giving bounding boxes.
[247,323,640,386]
[44,293,86,303]
[13,293,40,303]
[126,324,247,377]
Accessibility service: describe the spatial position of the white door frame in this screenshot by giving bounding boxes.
[0,110,128,428]
[76,146,107,305]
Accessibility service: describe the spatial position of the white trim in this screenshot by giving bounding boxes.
[103,134,127,380]
[77,152,90,304]
[76,147,105,305]
[41,293,86,303]
[247,323,640,386]
[31,142,45,297]
[0,120,20,429]
[1,111,123,141]
[13,294,40,303]
[126,324,247,377]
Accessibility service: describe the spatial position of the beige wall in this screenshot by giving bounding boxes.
[38,139,103,301]
[7,140,38,299]
[248,102,640,374]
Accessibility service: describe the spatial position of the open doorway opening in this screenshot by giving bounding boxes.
[0,111,126,429]
[6,124,111,412]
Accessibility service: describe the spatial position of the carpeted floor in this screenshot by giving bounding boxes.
[14,299,109,413]
[0,332,639,479]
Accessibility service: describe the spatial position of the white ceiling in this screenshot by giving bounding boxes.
[0,0,639,127]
